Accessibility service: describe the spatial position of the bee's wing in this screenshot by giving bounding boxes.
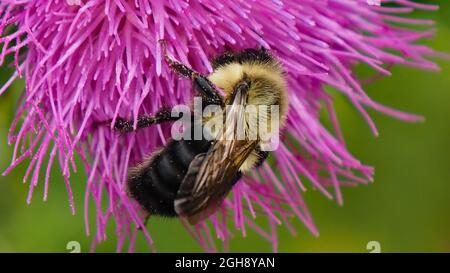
[174,139,258,225]
[174,81,255,225]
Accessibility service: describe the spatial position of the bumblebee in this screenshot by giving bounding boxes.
[113,41,288,224]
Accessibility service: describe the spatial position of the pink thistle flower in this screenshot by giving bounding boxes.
[0,0,443,252]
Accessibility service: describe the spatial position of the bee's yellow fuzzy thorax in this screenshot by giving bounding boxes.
[207,61,289,172]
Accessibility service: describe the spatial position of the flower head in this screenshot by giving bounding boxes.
[0,0,441,252]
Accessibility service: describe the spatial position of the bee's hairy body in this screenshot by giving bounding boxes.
[128,138,211,217]
[207,53,288,172]
[126,47,288,221]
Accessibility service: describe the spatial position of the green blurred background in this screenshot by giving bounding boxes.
[0,2,449,253]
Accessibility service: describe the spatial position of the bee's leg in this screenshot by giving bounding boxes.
[231,171,243,186]
[160,39,196,78]
[160,40,223,106]
[137,215,150,230]
[191,74,223,106]
[111,107,178,133]
[254,146,270,168]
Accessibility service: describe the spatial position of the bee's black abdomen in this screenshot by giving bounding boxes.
[155,151,184,193]
[173,140,197,169]
[127,139,212,217]
[127,167,176,216]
